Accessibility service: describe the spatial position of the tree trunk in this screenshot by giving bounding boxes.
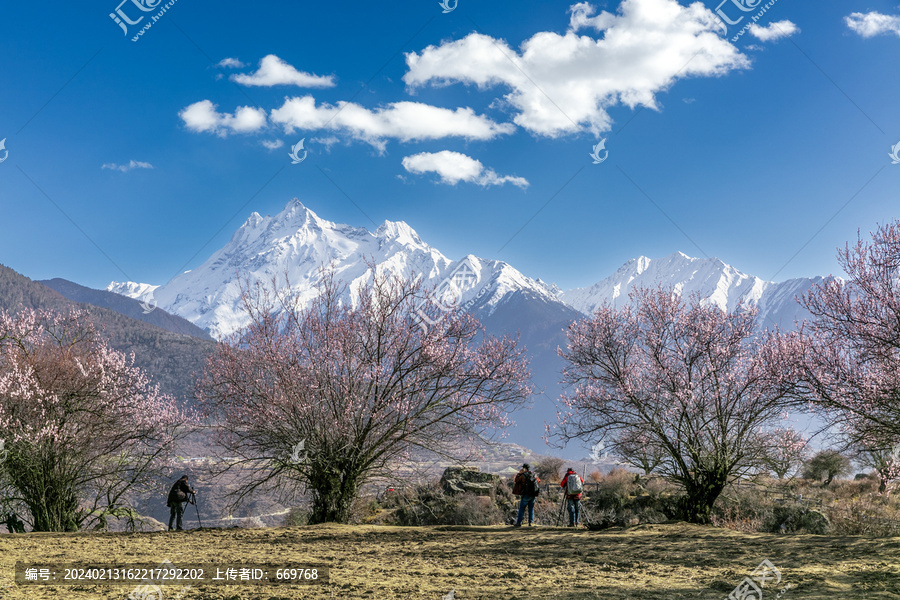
[679,471,727,524]
[29,484,80,532]
[308,466,359,524]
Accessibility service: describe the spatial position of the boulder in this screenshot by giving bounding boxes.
[440,466,501,496]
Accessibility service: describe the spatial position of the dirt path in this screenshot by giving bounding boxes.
[0,523,897,599]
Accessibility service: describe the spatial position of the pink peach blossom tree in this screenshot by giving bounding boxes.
[795,221,900,457]
[0,308,191,531]
[197,270,532,524]
[760,427,809,479]
[557,287,799,523]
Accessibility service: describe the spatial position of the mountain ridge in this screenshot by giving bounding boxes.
[108,199,824,339]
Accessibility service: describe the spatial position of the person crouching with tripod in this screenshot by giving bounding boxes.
[167,475,196,531]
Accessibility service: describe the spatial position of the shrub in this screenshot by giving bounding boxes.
[534,458,565,484]
[282,506,309,527]
[582,469,678,529]
[765,505,830,534]
[803,451,851,486]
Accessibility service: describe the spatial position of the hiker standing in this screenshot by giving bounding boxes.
[561,467,584,527]
[167,475,195,531]
[512,463,540,527]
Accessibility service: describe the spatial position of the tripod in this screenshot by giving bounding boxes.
[189,492,202,529]
[555,491,567,526]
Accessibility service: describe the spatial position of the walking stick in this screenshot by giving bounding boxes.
[190,492,202,529]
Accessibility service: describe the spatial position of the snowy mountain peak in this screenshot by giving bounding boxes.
[105,281,159,300]
[560,252,823,330]
[376,220,424,246]
[106,199,824,339]
[108,199,560,339]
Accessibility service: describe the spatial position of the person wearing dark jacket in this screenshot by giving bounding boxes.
[513,463,540,527]
[166,475,195,531]
[560,468,584,527]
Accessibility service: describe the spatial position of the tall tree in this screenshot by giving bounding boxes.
[796,221,900,453]
[803,450,851,486]
[853,444,900,493]
[197,270,532,524]
[557,287,798,523]
[760,427,809,479]
[0,308,191,531]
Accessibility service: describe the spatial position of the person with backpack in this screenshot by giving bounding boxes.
[166,475,196,531]
[512,463,540,527]
[560,467,584,527]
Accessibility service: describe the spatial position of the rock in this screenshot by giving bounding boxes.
[440,467,501,496]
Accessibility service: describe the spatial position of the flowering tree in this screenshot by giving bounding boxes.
[616,430,666,476]
[0,309,191,531]
[760,428,809,479]
[795,221,900,454]
[853,444,900,493]
[197,270,532,524]
[557,287,799,523]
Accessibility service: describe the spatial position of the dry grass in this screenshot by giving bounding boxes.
[1,522,898,599]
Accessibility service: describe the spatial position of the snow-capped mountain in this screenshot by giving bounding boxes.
[559,251,825,330]
[109,198,562,339]
[106,198,827,450]
[110,200,826,339]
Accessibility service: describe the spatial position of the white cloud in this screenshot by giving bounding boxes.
[846,10,900,38]
[749,20,799,42]
[311,136,341,152]
[217,57,246,69]
[270,96,514,151]
[402,151,529,188]
[231,55,335,88]
[179,100,268,136]
[102,160,154,172]
[262,139,284,150]
[403,0,748,137]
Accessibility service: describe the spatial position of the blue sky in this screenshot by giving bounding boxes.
[1,0,898,292]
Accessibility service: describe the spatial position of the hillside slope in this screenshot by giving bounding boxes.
[0,264,214,403]
[39,278,213,340]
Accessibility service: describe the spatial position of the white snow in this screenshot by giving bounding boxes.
[559,251,823,329]
[108,198,559,339]
[107,200,823,339]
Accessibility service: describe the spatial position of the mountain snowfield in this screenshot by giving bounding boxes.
[108,198,824,339]
[560,252,825,331]
[108,199,561,339]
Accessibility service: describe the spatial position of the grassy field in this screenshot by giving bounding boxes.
[0,522,898,599]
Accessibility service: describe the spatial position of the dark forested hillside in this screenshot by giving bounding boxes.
[39,278,213,340]
[0,264,214,404]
